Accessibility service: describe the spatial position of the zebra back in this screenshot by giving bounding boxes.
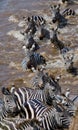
[23,99,71,130]
[27,16,46,26]
[62,8,75,17]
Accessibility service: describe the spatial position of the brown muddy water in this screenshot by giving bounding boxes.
[0,0,78,129]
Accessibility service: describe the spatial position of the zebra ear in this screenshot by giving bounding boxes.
[1,87,10,95]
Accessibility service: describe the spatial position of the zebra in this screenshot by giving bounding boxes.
[0,117,42,130]
[23,15,46,26]
[22,52,46,71]
[23,18,37,36]
[31,67,62,98]
[60,47,75,73]
[56,93,77,117]
[21,15,46,36]
[51,4,67,28]
[51,4,75,28]
[62,8,75,17]
[26,35,40,52]
[31,67,48,89]
[1,84,57,115]
[2,98,71,130]
[62,51,74,72]
[50,28,65,50]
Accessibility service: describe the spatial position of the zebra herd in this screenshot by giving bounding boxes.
[20,2,76,73]
[0,0,78,130]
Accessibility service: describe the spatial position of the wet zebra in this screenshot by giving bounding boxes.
[21,15,46,36]
[51,28,65,50]
[22,51,46,71]
[31,67,48,89]
[62,50,74,72]
[23,15,46,26]
[26,36,40,52]
[56,93,77,117]
[51,4,67,28]
[62,8,75,17]
[51,4,75,28]
[24,19,37,36]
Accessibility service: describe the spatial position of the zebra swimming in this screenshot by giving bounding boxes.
[51,4,67,28]
[23,15,46,26]
[26,35,40,52]
[21,15,46,36]
[51,4,75,28]
[21,51,46,71]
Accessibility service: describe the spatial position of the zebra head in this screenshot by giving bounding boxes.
[2,87,20,117]
[57,94,77,117]
[51,4,61,23]
[63,52,74,71]
[51,28,58,42]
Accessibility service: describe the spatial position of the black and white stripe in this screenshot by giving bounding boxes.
[1,85,56,116]
[5,99,71,130]
[24,15,46,26]
[51,4,67,28]
[21,47,46,71]
[0,98,71,130]
[0,118,41,130]
[56,94,77,117]
[26,36,40,52]
[27,52,46,70]
[62,8,75,17]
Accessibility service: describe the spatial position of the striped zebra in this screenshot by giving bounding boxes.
[23,15,46,26]
[24,52,46,71]
[1,84,56,117]
[0,99,42,130]
[51,4,75,28]
[26,36,40,52]
[0,118,41,130]
[25,19,37,35]
[51,4,67,28]
[56,94,77,117]
[62,8,75,17]
[51,28,65,50]
[2,98,71,130]
[31,68,48,89]
[1,79,62,119]
[21,15,46,36]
